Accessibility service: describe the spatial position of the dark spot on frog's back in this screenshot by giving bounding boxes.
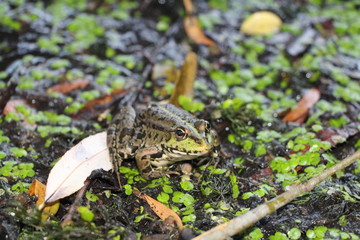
[151,152,163,159]
[136,131,146,139]
[120,128,134,139]
[131,146,139,154]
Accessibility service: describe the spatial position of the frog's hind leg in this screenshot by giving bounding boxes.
[107,106,136,188]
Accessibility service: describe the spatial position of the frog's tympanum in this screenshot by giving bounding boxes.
[107,103,219,185]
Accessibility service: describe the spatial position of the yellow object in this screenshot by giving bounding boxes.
[240,11,282,35]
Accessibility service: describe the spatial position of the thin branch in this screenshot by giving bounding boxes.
[193,150,360,240]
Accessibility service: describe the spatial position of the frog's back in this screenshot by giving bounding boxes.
[138,103,199,132]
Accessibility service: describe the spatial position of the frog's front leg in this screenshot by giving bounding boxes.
[135,147,180,180]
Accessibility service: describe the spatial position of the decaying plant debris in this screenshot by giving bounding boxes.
[0,0,359,239]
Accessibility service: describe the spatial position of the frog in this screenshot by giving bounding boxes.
[107,102,220,186]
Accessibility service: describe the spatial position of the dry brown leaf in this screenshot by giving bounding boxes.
[282,88,321,123]
[29,180,60,221]
[44,132,112,203]
[183,0,215,46]
[48,80,89,94]
[241,11,282,35]
[169,52,197,106]
[183,0,194,14]
[134,190,184,230]
[184,15,216,46]
[73,89,127,119]
[3,99,28,115]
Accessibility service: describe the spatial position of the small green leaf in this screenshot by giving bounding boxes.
[288,228,302,239]
[242,192,254,200]
[306,229,316,239]
[124,184,132,195]
[180,181,194,191]
[10,147,28,158]
[78,206,95,222]
[182,214,196,223]
[269,232,288,240]
[211,168,227,175]
[86,191,99,202]
[248,228,264,239]
[157,192,169,203]
[162,185,173,194]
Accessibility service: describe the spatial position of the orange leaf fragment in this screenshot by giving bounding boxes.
[134,190,184,230]
[183,0,194,14]
[183,0,216,46]
[29,180,60,221]
[3,99,28,115]
[73,89,127,119]
[282,88,321,123]
[49,80,89,94]
[184,15,216,46]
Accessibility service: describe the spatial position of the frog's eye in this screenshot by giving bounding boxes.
[175,128,187,139]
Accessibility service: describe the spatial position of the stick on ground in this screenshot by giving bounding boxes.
[193,150,360,240]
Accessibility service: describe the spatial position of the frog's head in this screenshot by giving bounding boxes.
[146,103,220,160]
[167,119,220,159]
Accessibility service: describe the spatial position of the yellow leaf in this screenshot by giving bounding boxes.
[240,11,282,35]
[29,180,60,221]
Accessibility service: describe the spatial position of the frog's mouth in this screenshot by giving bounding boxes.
[163,146,211,160]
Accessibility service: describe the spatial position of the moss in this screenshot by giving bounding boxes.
[10,147,28,158]
[66,14,104,52]
[178,96,205,113]
[156,16,170,32]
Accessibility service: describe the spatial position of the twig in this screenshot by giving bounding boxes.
[61,179,91,227]
[193,150,360,240]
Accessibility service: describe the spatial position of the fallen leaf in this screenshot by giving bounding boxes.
[134,189,184,230]
[44,131,112,203]
[183,0,194,14]
[183,0,216,46]
[72,89,127,119]
[3,99,28,115]
[3,99,37,128]
[282,88,321,123]
[29,180,60,221]
[48,80,89,94]
[169,52,197,106]
[240,11,282,35]
[184,15,216,46]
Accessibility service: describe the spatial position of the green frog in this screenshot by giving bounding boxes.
[107,103,220,185]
